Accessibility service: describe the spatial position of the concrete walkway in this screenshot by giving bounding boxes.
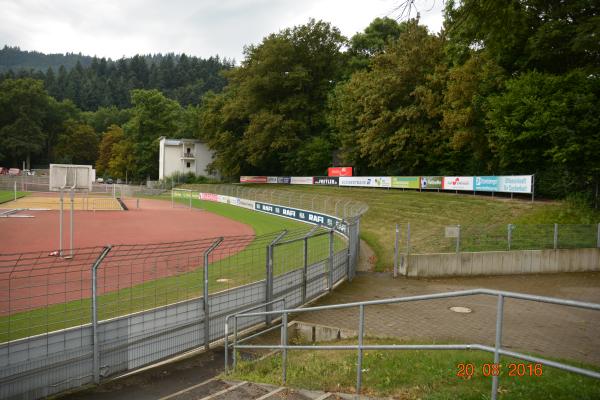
[295,271,600,366]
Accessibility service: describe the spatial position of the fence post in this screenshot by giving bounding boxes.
[456,224,461,254]
[266,231,287,325]
[328,228,334,291]
[394,224,399,278]
[302,236,308,303]
[13,181,16,201]
[507,224,513,251]
[69,189,74,258]
[356,304,365,395]
[281,312,288,384]
[491,294,504,400]
[554,224,559,250]
[406,222,411,256]
[92,246,112,384]
[59,189,64,256]
[203,237,223,350]
[597,223,600,248]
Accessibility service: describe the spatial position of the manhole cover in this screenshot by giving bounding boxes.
[449,306,472,314]
[216,278,231,283]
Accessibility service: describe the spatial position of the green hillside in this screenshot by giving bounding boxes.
[232,185,600,271]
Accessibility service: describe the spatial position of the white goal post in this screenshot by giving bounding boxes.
[171,188,193,209]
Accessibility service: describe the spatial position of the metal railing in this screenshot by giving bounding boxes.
[227,288,600,399]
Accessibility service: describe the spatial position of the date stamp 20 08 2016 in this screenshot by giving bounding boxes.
[457,363,543,379]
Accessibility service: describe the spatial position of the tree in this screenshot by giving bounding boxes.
[0,78,51,168]
[96,124,124,176]
[329,21,449,175]
[199,19,346,177]
[123,89,183,180]
[486,70,600,197]
[444,0,600,74]
[442,51,505,172]
[54,120,99,165]
[82,106,132,133]
[347,17,406,72]
[108,137,136,181]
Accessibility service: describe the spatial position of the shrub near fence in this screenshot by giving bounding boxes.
[0,192,362,400]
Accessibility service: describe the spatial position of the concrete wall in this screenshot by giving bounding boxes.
[406,248,600,278]
[193,142,214,177]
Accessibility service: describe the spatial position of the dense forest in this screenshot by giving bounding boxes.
[0,0,598,201]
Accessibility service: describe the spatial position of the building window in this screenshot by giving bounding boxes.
[186,162,191,168]
[187,147,191,153]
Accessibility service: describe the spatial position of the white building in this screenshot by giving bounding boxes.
[158,137,217,180]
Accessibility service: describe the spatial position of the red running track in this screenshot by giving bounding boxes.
[0,198,255,316]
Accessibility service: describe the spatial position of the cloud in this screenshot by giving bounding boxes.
[0,0,444,61]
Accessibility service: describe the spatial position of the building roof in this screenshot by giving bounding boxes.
[160,137,203,146]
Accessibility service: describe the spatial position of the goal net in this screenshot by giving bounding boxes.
[171,188,193,209]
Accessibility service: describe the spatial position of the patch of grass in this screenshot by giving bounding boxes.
[229,338,600,399]
[0,190,26,204]
[241,185,600,271]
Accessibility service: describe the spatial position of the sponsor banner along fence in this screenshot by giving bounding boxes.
[420,176,443,190]
[339,176,391,188]
[314,176,339,185]
[443,176,474,191]
[240,175,533,194]
[267,176,291,184]
[240,176,268,183]
[199,192,256,210]
[391,176,420,189]
[475,175,532,194]
[254,202,347,235]
[290,176,314,185]
[328,167,353,177]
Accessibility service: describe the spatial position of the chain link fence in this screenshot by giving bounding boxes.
[186,184,368,223]
[0,195,362,399]
[393,223,600,255]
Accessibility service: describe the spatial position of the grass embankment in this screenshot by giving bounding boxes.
[1,195,346,342]
[243,185,600,270]
[229,338,600,399]
[0,190,26,204]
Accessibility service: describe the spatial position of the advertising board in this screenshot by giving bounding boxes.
[199,192,219,202]
[240,176,268,183]
[499,175,532,193]
[267,176,278,183]
[277,177,291,184]
[313,176,339,185]
[420,176,443,190]
[391,176,420,189]
[328,167,353,177]
[238,198,256,210]
[254,202,347,234]
[442,176,474,191]
[290,176,314,185]
[474,175,532,193]
[339,176,391,188]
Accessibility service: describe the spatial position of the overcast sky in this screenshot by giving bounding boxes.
[0,0,444,63]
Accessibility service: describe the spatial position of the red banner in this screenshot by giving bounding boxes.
[327,167,353,177]
[240,176,268,183]
[199,193,219,202]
